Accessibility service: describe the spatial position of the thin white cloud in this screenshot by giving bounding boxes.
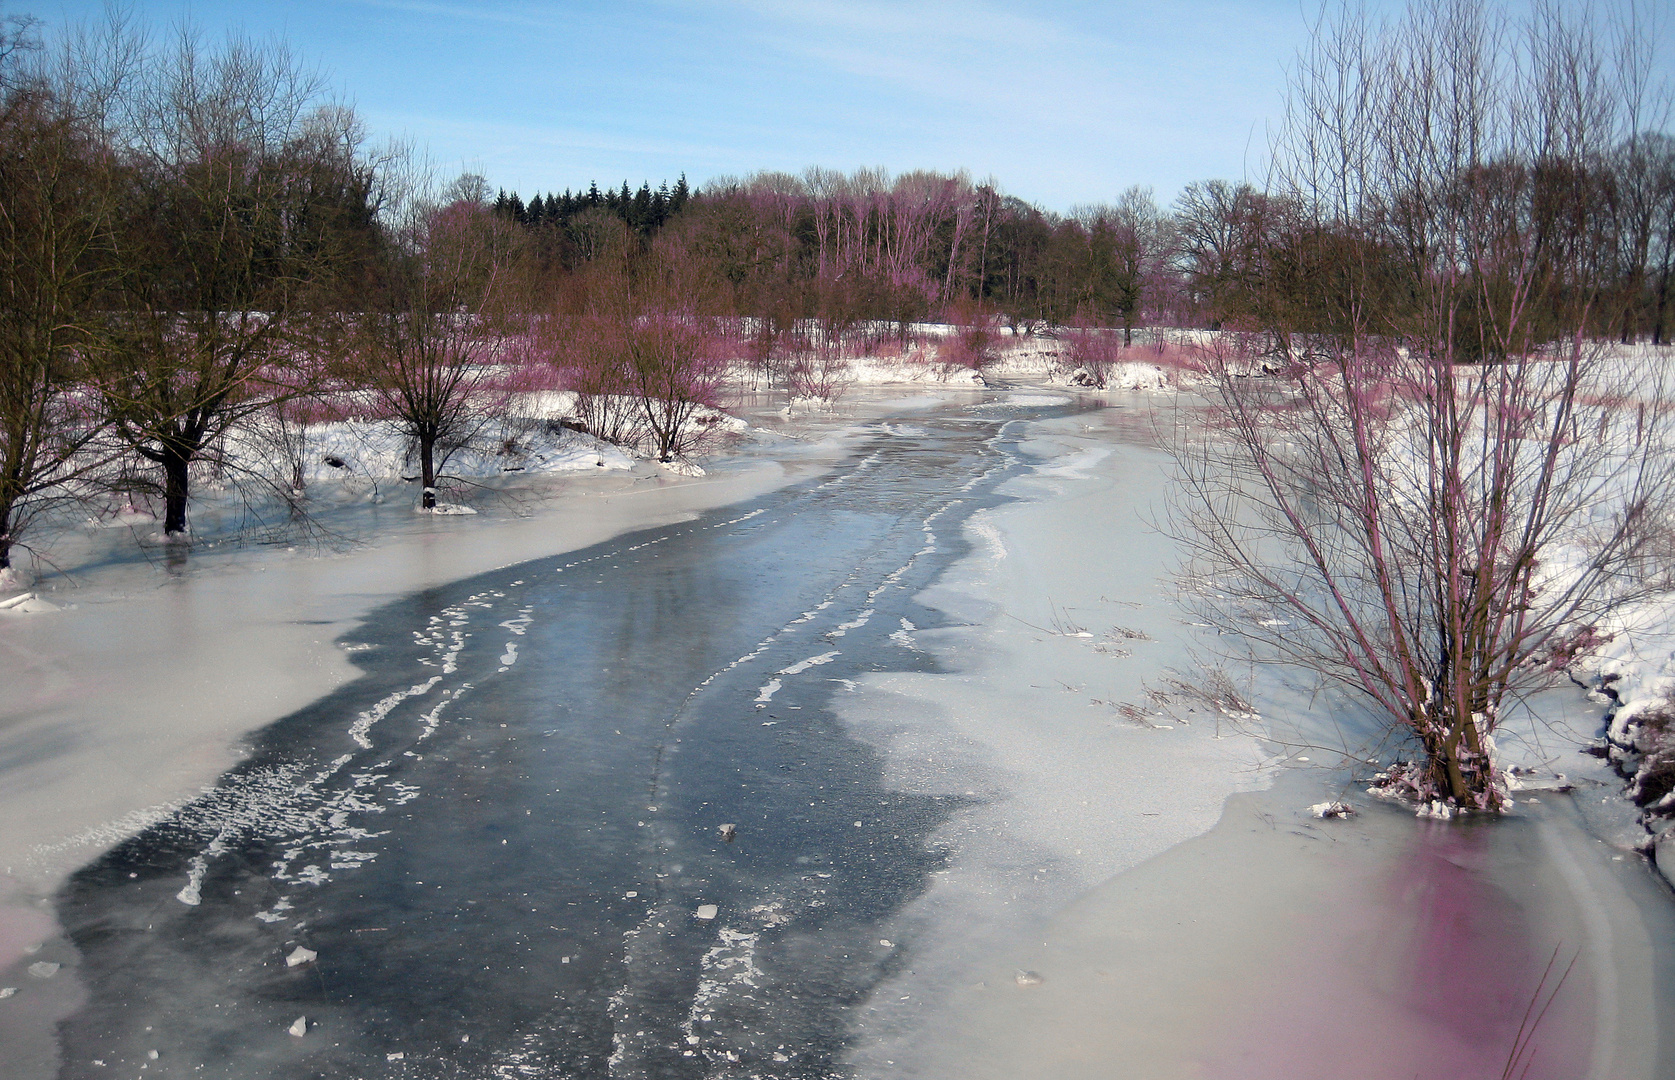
[363,109,735,163]
[701,0,1071,49]
[347,0,563,31]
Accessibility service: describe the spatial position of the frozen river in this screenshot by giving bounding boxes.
[49,397,1060,1077]
[7,392,1675,1078]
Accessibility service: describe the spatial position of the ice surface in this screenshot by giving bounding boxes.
[835,408,1275,1074]
[832,405,1675,1079]
[894,774,1667,1079]
[0,412,901,1075]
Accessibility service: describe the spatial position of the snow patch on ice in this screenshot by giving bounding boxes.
[0,591,60,615]
[349,677,442,749]
[778,651,841,676]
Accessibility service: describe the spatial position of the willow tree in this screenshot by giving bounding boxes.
[1174,0,1675,811]
[96,28,373,537]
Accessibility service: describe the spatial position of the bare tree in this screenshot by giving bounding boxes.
[1640,134,1675,344]
[620,305,726,464]
[0,22,123,571]
[1174,0,1675,811]
[354,168,526,510]
[1173,179,1265,328]
[95,26,370,536]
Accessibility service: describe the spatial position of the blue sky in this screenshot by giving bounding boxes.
[19,1,1464,210]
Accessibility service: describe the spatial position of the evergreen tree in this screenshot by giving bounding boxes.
[672,173,689,212]
[632,182,652,232]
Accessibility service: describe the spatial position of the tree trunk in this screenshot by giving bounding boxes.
[1655,262,1671,346]
[0,501,13,570]
[162,449,191,537]
[420,434,437,510]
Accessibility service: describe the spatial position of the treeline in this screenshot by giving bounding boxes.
[490,150,1675,354]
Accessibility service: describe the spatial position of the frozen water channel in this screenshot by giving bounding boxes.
[7,392,1675,1078]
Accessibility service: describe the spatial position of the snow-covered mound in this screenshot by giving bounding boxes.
[274,419,634,485]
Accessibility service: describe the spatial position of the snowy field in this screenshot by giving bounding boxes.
[1,342,1672,1077]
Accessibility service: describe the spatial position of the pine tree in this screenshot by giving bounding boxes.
[652,182,671,229]
[672,173,689,212]
[632,182,652,232]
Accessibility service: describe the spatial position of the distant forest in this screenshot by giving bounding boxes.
[490,155,1675,349]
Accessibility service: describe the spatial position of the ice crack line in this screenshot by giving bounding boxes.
[172,583,512,912]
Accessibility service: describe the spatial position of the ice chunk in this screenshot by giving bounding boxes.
[1014,970,1044,987]
[695,904,719,921]
[285,946,317,968]
[26,962,59,979]
[288,1016,307,1037]
[718,823,737,842]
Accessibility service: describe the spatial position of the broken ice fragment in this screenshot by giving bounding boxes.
[0,987,15,998]
[27,962,59,978]
[288,1016,307,1037]
[387,1052,405,1062]
[285,946,317,967]
[718,823,737,842]
[1309,801,1355,819]
[695,904,719,921]
[1014,970,1044,987]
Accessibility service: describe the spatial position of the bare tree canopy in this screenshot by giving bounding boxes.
[350,163,528,510]
[1174,0,1675,811]
[93,25,376,536]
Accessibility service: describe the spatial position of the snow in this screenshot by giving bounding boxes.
[0,592,59,616]
[261,415,636,486]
